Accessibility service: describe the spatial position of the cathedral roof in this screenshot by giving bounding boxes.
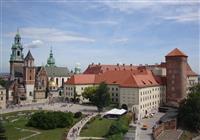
[36,66,72,77]
[166,48,187,57]
[25,50,34,60]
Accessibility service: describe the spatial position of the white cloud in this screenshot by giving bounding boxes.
[161,12,199,22]
[101,1,199,23]
[111,38,129,43]
[6,27,95,43]
[24,40,44,48]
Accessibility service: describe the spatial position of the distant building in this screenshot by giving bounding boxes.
[0,85,6,109]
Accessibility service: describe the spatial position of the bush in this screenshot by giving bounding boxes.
[27,111,74,130]
[74,112,82,118]
[107,114,130,137]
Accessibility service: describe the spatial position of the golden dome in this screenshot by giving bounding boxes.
[49,80,57,87]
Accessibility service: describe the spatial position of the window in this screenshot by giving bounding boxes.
[29,92,32,96]
[62,78,64,86]
[56,78,58,85]
[112,88,114,91]
[17,51,20,56]
[116,88,118,91]
[30,76,31,80]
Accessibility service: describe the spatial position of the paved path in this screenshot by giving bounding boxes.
[139,112,165,140]
[1,103,97,115]
[157,129,182,140]
[192,135,200,140]
[78,137,105,140]
[66,113,97,140]
[15,127,41,140]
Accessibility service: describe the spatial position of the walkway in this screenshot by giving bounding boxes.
[15,127,41,140]
[66,113,97,140]
[77,137,105,140]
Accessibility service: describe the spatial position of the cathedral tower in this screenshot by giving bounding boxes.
[10,30,24,81]
[165,48,188,107]
[46,49,55,67]
[23,50,35,100]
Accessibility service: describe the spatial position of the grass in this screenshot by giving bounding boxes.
[80,117,115,137]
[2,110,80,140]
[179,130,200,140]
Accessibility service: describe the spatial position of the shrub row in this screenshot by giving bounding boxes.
[27,111,74,130]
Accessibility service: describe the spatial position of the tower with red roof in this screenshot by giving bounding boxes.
[165,48,188,107]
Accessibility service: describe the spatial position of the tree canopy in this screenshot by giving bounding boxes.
[0,78,6,87]
[0,120,6,140]
[27,111,74,130]
[83,82,110,112]
[82,86,97,102]
[178,84,200,132]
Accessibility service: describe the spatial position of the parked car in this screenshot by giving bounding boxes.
[142,124,148,130]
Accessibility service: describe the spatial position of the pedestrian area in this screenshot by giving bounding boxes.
[157,130,182,140]
[66,113,97,140]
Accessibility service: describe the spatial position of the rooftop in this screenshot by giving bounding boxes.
[166,48,187,57]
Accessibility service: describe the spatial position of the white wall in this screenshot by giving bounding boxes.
[25,84,34,100]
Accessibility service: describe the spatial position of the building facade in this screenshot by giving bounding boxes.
[0,85,6,109]
[6,31,71,105]
[64,48,198,119]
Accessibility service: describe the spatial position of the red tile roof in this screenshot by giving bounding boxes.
[83,64,137,74]
[67,68,164,88]
[166,48,187,57]
[186,63,198,76]
[65,74,96,85]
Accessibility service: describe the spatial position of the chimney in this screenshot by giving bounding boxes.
[130,64,132,66]
[117,63,119,66]
[98,62,101,65]
[123,63,125,66]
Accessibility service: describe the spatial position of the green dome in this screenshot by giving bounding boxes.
[46,49,55,67]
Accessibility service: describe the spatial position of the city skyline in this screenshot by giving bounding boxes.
[1,0,199,73]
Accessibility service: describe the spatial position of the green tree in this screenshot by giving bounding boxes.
[0,120,6,140]
[82,86,97,102]
[93,82,110,112]
[178,84,200,131]
[82,82,110,112]
[0,78,6,87]
[27,111,74,130]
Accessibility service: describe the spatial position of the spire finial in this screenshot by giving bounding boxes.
[17,28,19,34]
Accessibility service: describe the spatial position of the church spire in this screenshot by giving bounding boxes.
[46,48,55,67]
[10,29,24,62]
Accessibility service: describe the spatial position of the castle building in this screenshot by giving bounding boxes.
[6,31,71,105]
[10,30,24,82]
[64,48,198,119]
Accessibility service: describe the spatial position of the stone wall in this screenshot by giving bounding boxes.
[153,119,177,140]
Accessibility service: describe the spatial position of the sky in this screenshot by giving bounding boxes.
[0,0,199,73]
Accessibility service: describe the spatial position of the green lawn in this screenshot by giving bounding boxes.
[179,130,200,140]
[2,110,79,140]
[80,117,115,137]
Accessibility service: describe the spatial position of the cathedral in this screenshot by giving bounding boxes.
[6,31,72,105]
